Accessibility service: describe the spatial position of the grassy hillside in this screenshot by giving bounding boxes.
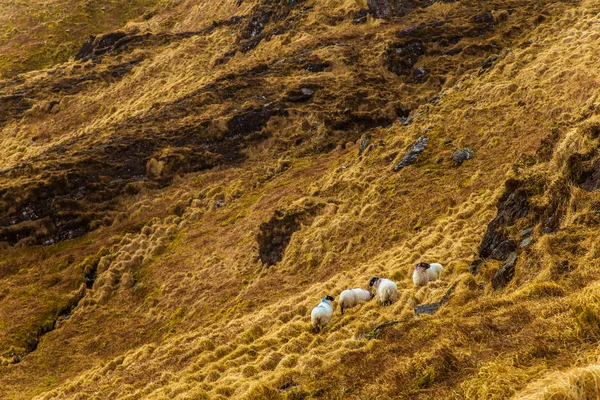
[2,0,600,398]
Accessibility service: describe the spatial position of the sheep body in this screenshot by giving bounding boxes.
[412,262,444,286]
[339,288,374,315]
[311,296,334,332]
[369,277,398,306]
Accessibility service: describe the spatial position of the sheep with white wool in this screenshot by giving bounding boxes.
[369,277,399,306]
[412,262,444,287]
[339,288,374,315]
[310,295,335,333]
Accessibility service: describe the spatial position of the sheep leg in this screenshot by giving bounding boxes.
[341,307,344,315]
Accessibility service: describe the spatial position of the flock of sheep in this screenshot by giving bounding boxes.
[311,262,444,332]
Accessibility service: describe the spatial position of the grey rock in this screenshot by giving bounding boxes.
[520,237,533,248]
[480,55,499,74]
[358,133,371,156]
[519,227,533,238]
[490,238,517,261]
[453,147,474,166]
[287,87,314,102]
[392,136,429,172]
[400,112,422,126]
[492,252,517,289]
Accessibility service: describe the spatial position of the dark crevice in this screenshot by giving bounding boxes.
[20,285,86,358]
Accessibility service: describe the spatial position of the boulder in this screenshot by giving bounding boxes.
[453,148,474,166]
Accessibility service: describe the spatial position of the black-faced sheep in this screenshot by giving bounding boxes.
[311,295,335,333]
[339,288,374,315]
[412,262,444,287]
[369,277,398,306]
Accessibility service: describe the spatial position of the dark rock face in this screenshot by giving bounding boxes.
[305,62,330,72]
[412,67,427,83]
[490,238,517,261]
[0,95,34,125]
[480,55,499,74]
[578,159,600,192]
[453,148,474,165]
[473,11,494,25]
[470,259,484,275]
[479,180,529,259]
[227,103,286,138]
[492,252,517,289]
[353,9,369,24]
[75,32,129,60]
[287,88,314,103]
[386,41,426,76]
[392,136,429,172]
[367,0,434,19]
[257,203,323,266]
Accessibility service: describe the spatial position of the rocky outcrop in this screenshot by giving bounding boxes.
[393,137,429,172]
[492,252,517,289]
[479,180,529,261]
[75,32,130,60]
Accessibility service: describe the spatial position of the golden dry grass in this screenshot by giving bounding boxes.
[2,0,600,399]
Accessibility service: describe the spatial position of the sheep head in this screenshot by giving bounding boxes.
[416,262,431,270]
[324,295,334,302]
[369,277,380,287]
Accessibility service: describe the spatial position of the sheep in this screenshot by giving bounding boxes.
[369,277,399,306]
[412,262,444,287]
[339,288,374,315]
[310,295,335,333]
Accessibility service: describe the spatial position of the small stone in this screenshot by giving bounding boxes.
[520,237,533,248]
[287,87,314,102]
[519,227,533,237]
[400,112,422,126]
[358,133,371,156]
[453,148,474,166]
[480,55,499,74]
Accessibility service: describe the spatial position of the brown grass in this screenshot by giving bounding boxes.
[2,0,600,399]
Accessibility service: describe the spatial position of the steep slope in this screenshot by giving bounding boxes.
[2,0,600,399]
